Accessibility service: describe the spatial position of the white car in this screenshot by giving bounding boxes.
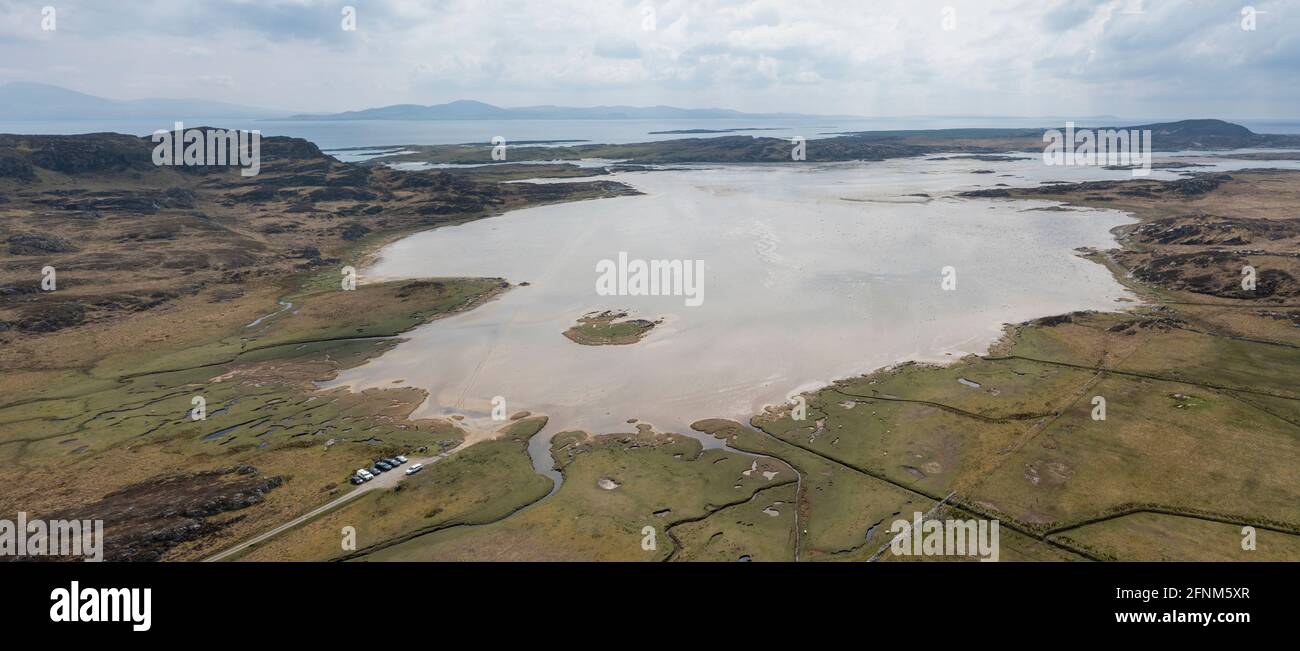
[404,463,423,476]
[395,455,408,464]
[356,469,375,481]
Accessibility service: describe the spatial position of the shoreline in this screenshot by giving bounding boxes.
[334,166,1138,440]
[6,125,1296,561]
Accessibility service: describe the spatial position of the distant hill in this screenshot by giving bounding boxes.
[285,100,847,121]
[1120,119,1271,149]
[0,82,286,120]
[357,119,1300,168]
[840,119,1300,150]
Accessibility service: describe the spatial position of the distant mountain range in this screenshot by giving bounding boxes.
[0,83,852,122]
[283,99,847,121]
[0,84,1292,149]
[0,82,286,120]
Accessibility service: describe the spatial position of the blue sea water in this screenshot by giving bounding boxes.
[3,116,1297,150]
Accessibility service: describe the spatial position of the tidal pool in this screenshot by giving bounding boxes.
[327,156,1143,465]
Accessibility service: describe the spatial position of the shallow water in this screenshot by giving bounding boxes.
[324,154,1166,473]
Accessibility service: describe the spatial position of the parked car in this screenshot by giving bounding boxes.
[350,475,364,485]
[395,455,408,464]
[356,469,374,481]
[404,463,424,476]
[375,461,392,471]
[371,465,386,475]
[385,457,403,467]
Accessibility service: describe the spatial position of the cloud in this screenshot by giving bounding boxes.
[0,0,1295,117]
[1041,0,1107,32]
[594,38,643,59]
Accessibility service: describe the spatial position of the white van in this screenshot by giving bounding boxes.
[404,463,423,476]
[356,469,375,481]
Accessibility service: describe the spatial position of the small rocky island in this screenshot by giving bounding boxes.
[562,310,660,346]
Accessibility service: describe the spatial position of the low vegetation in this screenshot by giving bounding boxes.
[561,310,660,346]
[0,133,633,559]
[5,127,1297,562]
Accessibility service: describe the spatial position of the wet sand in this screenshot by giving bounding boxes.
[326,156,1150,472]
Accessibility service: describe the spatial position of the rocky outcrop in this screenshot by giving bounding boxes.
[26,466,285,562]
[7,233,79,255]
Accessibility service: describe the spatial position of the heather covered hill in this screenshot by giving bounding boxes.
[0,131,636,336]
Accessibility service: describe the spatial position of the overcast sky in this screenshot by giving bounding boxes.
[1,0,1296,118]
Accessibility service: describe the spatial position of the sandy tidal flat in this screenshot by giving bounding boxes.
[328,158,1139,449]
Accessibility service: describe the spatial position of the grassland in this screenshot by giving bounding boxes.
[0,275,516,560]
[333,171,1300,563]
[232,416,554,561]
[0,132,635,559]
[561,309,659,346]
[356,427,796,561]
[5,129,1298,562]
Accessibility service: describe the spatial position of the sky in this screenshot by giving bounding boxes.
[1,0,1297,118]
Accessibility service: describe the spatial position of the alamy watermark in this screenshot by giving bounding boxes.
[889,511,1000,561]
[1241,6,1264,31]
[50,581,150,632]
[1241,265,1257,291]
[152,122,261,177]
[1043,122,1152,177]
[1,512,104,561]
[596,252,705,307]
